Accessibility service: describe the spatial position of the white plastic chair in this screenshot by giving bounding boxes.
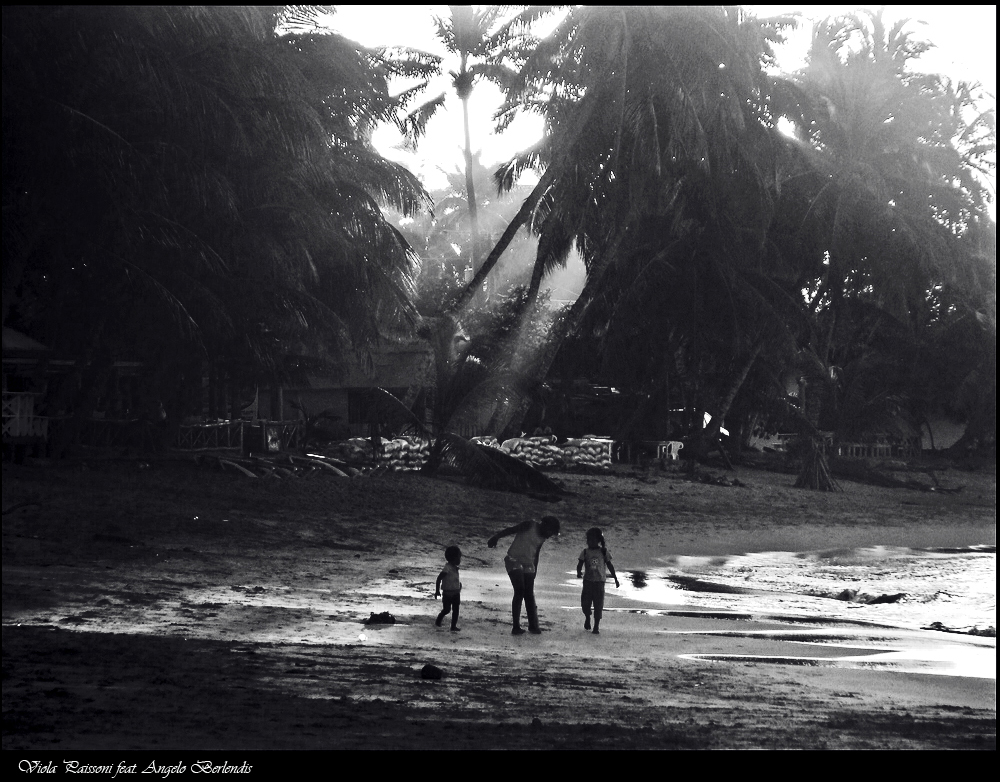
[657,441,684,461]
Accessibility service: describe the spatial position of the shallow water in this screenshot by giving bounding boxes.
[558,544,996,680]
[615,545,996,635]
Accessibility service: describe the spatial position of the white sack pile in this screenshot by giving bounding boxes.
[499,436,566,470]
[471,435,612,471]
[560,437,613,469]
[329,434,613,472]
[378,436,431,472]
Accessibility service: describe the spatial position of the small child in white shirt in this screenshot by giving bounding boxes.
[435,545,462,631]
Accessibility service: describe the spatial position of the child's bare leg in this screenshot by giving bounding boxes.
[523,573,540,633]
[581,587,592,629]
[450,595,461,631]
[436,594,450,626]
[592,584,605,634]
[508,570,525,634]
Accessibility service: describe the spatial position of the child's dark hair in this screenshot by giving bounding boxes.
[540,516,560,536]
[586,527,607,556]
[445,545,461,564]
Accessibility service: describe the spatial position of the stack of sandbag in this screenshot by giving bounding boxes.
[500,435,565,470]
[561,437,613,470]
[379,436,430,472]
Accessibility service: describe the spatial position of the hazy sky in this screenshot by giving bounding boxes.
[327,5,997,192]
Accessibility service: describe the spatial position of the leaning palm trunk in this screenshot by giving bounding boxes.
[447,168,556,317]
[490,231,627,438]
[446,82,597,318]
[688,341,764,466]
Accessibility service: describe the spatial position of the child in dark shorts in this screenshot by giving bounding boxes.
[487,516,560,635]
[577,527,620,634]
[435,545,462,631]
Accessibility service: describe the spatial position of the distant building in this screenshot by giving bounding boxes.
[2,328,52,453]
[257,338,436,437]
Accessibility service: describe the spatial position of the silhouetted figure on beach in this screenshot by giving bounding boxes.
[487,516,560,635]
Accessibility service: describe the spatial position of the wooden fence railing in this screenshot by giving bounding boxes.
[37,417,302,453]
[174,420,303,452]
[836,440,919,459]
[257,421,303,452]
[175,420,245,450]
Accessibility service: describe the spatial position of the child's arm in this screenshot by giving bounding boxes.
[435,571,443,597]
[577,554,584,579]
[487,520,531,548]
[607,559,620,588]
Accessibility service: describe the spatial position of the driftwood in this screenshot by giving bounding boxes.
[197,453,355,480]
[287,455,349,478]
[218,459,258,478]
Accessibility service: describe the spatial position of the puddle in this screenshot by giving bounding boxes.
[560,564,996,680]
[593,569,686,605]
[681,646,996,679]
[628,571,648,589]
[599,551,995,635]
[667,629,901,646]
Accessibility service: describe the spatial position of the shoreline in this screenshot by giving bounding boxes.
[3,459,995,749]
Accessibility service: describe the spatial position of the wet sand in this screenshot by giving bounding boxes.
[2,458,995,749]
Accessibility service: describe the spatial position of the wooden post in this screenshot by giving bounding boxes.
[269,382,282,421]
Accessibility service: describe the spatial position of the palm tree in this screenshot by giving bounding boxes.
[776,9,995,451]
[448,6,804,439]
[404,6,525,298]
[2,6,430,432]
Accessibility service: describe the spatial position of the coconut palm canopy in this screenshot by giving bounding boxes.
[2,5,994,462]
[447,6,994,450]
[3,5,432,401]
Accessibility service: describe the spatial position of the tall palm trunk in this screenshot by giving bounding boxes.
[459,71,482,294]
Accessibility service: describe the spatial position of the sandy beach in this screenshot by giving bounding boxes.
[2,456,995,750]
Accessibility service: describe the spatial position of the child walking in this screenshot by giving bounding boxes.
[435,545,462,631]
[577,527,620,634]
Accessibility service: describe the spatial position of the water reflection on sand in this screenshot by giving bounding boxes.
[562,546,996,680]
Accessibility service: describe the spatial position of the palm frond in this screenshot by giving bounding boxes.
[361,386,431,438]
[439,433,566,495]
[399,91,448,149]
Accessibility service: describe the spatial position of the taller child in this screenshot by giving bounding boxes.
[487,516,560,635]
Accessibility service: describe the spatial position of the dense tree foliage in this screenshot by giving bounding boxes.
[456,6,810,441]
[3,5,994,467]
[448,6,994,454]
[3,5,429,425]
[396,157,539,313]
[773,10,995,450]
